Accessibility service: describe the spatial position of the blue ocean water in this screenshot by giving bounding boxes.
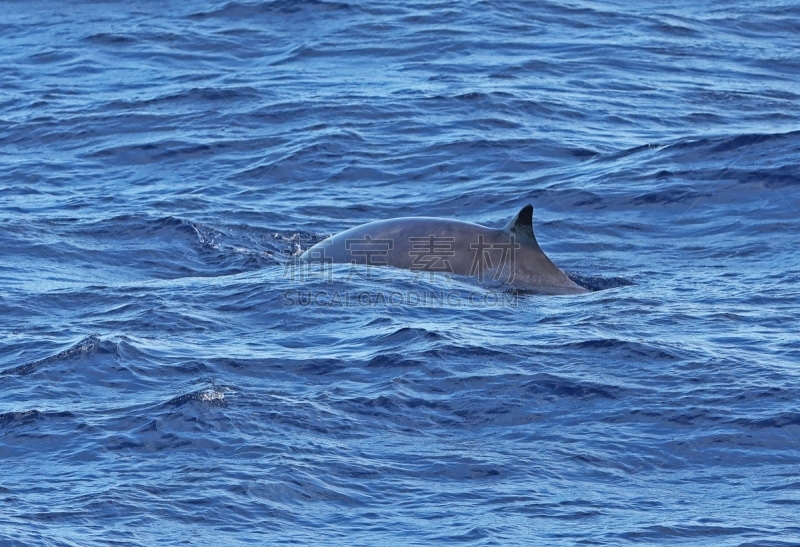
[2,0,799,544]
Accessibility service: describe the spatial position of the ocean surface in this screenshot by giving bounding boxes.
[2,1,799,545]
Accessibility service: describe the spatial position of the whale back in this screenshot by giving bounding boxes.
[298,204,588,294]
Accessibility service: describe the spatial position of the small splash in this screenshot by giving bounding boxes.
[198,388,226,403]
[165,386,233,406]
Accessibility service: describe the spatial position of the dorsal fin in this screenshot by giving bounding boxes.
[503,204,540,247]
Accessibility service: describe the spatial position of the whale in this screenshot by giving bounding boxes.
[299,205,589,295]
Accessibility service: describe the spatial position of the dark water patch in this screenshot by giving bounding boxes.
[339,393,456,429]
[64,214,289,277]
[766,499,800,506]
[26,49,75,64]
[0,335,102,376]
[86,215,199,240]
[659,130,800,166]
[567,273,634,292]
[189,0,351,19]
[85,140,226,165]
[664,407,728,427]
[710,131,800,153]
[756,481,800,492]
[93,86,263,114]
[214,357,348,378]
[422,460,502,480]
[618,524,761,541]
[630,187,714,207]
[365,353,425,370]
[422,344,511,360]
[564,337,675,360]
[84,33,137,46]
[379,327,444,344]
[728,412,800,430]
[0,410,44,429]
[0,410,76,432]
[682,112,724,123]
[570,190,607,209]
[647,20,701,37]
[522,373,620,401]
[759,165,800,189]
